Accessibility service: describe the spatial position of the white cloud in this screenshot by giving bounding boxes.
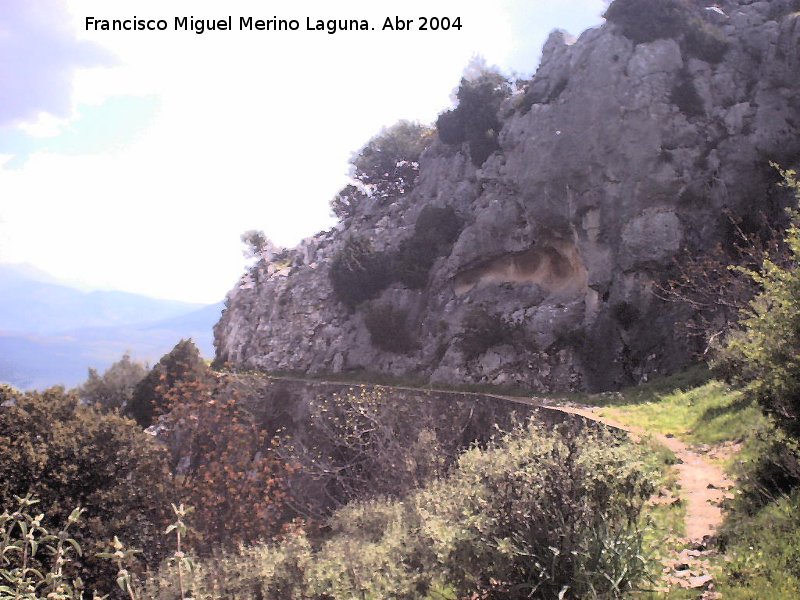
[0,0,113,127]
[0,0,605,302]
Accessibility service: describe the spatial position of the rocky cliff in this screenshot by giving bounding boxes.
[215,0,800,392]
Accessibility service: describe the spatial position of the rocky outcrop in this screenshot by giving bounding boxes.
[215,0,800,392]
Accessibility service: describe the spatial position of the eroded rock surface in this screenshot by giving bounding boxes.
[215,1,800,391]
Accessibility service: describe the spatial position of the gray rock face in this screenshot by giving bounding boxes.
[215,1,800,392]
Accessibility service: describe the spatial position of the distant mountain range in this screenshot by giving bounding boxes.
[0,264,223,390]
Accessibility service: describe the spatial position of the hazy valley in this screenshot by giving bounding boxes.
[0,263,221,389]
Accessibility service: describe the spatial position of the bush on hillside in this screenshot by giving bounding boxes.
[142,420,656,600]
[306,500,436,600]
[458,307,517,360]
[604,0,689,44]
[683,20,729,64]
[79,352,149,413]
[716,489,800,596]
[126,338,211,428]
[363,303,416,354]
[330,183,368,220]
[329,237,391,307]
[437,69,511,166]
[155,376,293,553]
[604,0,728,63]
[728,433,800,516]
[329,121,432,220]
[351,121,432,201]
[671,69,705,117]
[0,385,175,596]
[418,422,655,599]
[716,170,800,438]
[612,300,642,330]
[143,524,313,599]
[393,205,462,289]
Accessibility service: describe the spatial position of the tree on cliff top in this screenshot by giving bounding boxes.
[330,121,432,219]
[604,0,729,63]
[436,65,511,166]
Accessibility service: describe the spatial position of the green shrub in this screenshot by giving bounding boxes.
[728,432,800,515]
[0,386,175,596]
[418,422,656,599]
[147,524,312,600]
[329,183,367,220]
[329,121,432,220]
[144,420,655,600]
[715,169,800,438]
[605,0,728,63]
[351,121,432,202]
[458,307,516,360]
[604,0,689,44]
[330,206,461,301]
[717,490,800,598]
[412,204,461,245]
[393,205,462,289]
[144,503,436,600]
[363,303,416,354]
[671,69,705,117]
[683,20,729,64]
[435,108,465,145]
[436,70,511,166]
[329,237,391,308]
[307,500,436,600]
[0,495,86,600]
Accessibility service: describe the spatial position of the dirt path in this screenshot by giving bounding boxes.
[541,403,734,595]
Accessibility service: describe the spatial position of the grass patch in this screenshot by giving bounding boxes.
[595,376,766,448]
[715,491,800,599]
[594,366,713,406]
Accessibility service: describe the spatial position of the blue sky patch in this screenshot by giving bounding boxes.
[0,95,159,169]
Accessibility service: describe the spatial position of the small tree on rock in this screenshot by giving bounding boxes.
[330,121,432,220]
[436,67,511,166]
[126,339,211,428]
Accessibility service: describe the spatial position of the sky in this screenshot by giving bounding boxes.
[0,0,608,303]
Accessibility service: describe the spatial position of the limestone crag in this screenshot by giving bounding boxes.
[215,0,800,391]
